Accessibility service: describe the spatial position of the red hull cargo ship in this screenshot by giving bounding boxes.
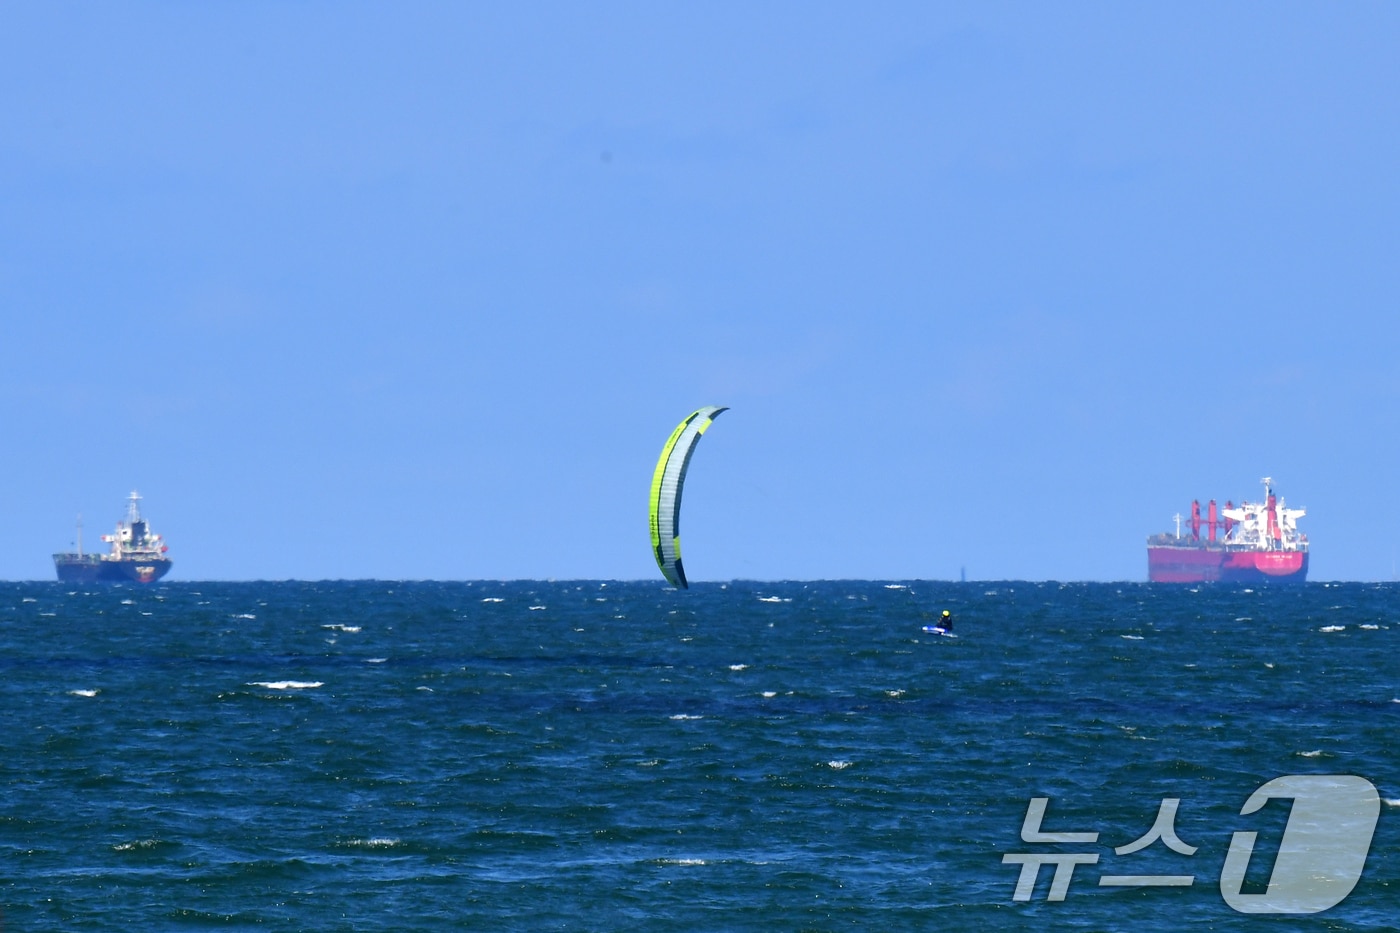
[1147,478,1308,583]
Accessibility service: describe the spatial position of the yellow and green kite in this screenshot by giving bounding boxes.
[648,406,727,588]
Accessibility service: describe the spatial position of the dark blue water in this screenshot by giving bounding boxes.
[1,581,1396,930]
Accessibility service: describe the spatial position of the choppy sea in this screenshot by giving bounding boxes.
[1,580,1396,930]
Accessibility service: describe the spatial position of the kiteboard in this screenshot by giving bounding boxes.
[921,625,957,638]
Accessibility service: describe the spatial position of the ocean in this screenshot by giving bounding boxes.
[1,580,1395,930]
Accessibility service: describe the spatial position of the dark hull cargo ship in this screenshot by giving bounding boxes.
[54,491,172,584]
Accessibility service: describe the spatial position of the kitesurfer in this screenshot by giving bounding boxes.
[938,610,952,632]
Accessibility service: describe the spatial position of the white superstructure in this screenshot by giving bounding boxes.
[1219,478,1308,553]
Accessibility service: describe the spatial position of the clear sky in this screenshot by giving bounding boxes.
[4,3,1398,582]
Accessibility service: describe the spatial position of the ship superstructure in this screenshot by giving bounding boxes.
[1147,477,1308,583]
[53,491,173,584]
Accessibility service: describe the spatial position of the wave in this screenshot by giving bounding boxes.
[113,838,174,853]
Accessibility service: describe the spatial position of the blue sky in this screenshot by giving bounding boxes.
[4,3,1398,581]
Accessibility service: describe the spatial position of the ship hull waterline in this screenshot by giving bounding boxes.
[53,555,172,584]
[1147,547,1307,584]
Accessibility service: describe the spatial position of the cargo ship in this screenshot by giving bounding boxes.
[1147,478,1307,583]
[53,491,173,584]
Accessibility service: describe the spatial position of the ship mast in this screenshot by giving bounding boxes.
[126,490,143,524]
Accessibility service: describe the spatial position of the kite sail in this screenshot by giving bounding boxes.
[649,405,728,588]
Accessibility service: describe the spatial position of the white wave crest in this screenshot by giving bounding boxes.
[113,838,162,852]
[68,689,99,697]
[249,681,323,690]
[347,837,402,848]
